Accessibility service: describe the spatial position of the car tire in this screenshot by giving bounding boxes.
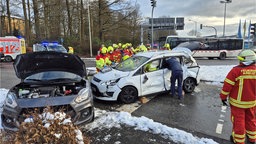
[183,77,196,93]
[118,86,138,104]
[218,52,226,60]
[5,56,13,62]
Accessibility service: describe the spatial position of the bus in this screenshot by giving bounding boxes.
[165,35,244,59]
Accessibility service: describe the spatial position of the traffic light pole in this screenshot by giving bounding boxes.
[150,0,156,48]
[151,4,154,48]
[200,24,218,38]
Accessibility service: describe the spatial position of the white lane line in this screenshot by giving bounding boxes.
[218,119,224,122]
[216,123,223,134]
[216,105,227,135]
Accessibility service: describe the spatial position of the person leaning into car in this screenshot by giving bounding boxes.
[165,57,183,99]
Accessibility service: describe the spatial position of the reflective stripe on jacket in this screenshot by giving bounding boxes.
[220,64,256,108]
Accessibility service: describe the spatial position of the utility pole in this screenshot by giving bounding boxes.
[150,0,156,48]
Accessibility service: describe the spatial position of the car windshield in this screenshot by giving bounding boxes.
[47,45,67,53]
[115,56,149,72]
[24,71,81,82]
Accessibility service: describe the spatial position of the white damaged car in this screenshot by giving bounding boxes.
[91,49,200,104]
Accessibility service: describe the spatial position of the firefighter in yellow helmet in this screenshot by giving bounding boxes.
[139,44,148,52]
[163,43,171,50]
[95,47,111,72]
[220,49,256,144]
[68,46,74,54]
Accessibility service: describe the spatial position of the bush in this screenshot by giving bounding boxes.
[14,107,90,144]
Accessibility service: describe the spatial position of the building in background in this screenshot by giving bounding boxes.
[0,15,25,37]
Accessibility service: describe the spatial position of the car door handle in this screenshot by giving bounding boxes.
[143,75,148,84]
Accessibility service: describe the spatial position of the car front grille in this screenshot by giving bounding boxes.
[18,105,76,122]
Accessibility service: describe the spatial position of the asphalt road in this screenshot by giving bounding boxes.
[0,58,236,144]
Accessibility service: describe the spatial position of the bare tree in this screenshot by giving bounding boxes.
[32,0,40,41]
[6,0,12,34]
[65,0,72,36]
[22,0,29,44]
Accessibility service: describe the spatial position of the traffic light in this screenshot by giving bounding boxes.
[250,23,256,36]
[200,24,203,29]
[148,33,151,40]
[150,0,156,7]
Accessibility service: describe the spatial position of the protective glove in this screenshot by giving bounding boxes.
[222,99,228,106]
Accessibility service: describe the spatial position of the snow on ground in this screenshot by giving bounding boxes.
[0,65,233,144]
[86,109,218,144]
[199,65,235,82]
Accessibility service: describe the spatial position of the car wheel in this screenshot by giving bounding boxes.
[5,56,13,62]
[183,77,196,93]
[118,86,138,104]
[218,52,226,60]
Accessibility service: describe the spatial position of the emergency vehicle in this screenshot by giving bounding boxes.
[0,36,26,62]
[33,42,67,53]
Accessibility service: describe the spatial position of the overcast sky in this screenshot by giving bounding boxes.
[135,0,256,37]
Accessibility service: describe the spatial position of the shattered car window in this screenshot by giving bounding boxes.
[115,56,149,72]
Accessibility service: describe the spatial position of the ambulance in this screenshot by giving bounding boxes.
[0,36,26,62]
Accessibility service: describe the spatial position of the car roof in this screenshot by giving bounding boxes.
[135,50,191,59]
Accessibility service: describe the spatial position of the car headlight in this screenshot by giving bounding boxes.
[75,88,90,103]
[104,78,120,86]
[5,92,18,108]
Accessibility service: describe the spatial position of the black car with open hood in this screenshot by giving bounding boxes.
[1,51,94,131]
[14,51,86,80]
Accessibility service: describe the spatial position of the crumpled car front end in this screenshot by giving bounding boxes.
[1,80,94,131]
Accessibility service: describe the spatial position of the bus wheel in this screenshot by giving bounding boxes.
[219,52,226,60]
[4,56,13,62]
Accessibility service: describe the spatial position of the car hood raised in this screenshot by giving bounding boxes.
[14,51,86,79]
[94,68,129,81]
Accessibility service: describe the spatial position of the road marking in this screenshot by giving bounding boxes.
[116,102,141,113]
[116,96,155,113]
[216,123,223,134]
[216,105,227,134]
[218,119,224,122]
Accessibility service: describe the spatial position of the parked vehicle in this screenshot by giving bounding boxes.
[91,49,200,104]
[33,42,67,53]
[1,51,94,131]
[0,52,4,60]
[0,36,26,62]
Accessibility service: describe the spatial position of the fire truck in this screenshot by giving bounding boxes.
[0,36,26,62]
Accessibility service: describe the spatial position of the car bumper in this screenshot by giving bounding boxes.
[1,95,94,131]
[90,79,121,101]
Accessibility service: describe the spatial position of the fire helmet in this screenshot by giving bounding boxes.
[101,47,108,54]
[237,49,256,65]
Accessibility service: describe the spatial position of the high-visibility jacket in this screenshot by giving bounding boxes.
[112,49,121,63]
[220,64,256,108]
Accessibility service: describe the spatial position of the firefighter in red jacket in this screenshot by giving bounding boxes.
[220,49,256,144]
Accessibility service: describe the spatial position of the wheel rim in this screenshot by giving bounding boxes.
[5,56,12,62]
[183,78,195,92]
[120,87,137,103]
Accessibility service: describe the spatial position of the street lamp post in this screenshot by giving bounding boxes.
[87,0,93,57]
[220,0,232,37]
[189,19,197,37]
[150,0,156,48]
